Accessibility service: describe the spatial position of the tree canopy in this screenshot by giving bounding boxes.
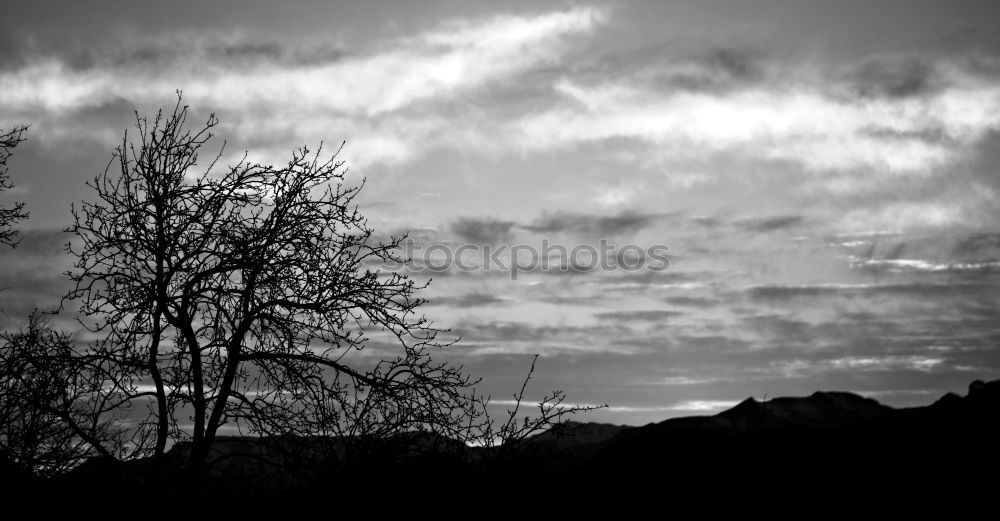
[62,97,490,476]
[0,98,595,491]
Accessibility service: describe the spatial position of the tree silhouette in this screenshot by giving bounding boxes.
[0,125,28,247]
[0,312,129,477]
[63,95,491,489]
[0,97,597,494]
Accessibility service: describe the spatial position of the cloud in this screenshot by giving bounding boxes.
[448,318,656,356]
[702,48,763,80]
[967,129,1000,193]
[450,217,517,245]
[514,61,1000,174]
[565,43,769,97]
[849,55,937,99]
[522,211,660,237]
[593,309,683,323]
[88,38,345,70]
[773,355,948,377]
[949,232,1000,259]
[674,335,753,352]
[425,292,508,307]
[593,270,712,290]
[647,375,727,386]
[3,227,72,256]
[593,183,640,207]
[746,281,999,301]
[664,295,723,308]
[737,215,805,233]
[670,399,740,412]
[455,320,609,344]
[836,199,983,230]
[3,7,604,115]
[6,4,1000,426]
[741,313,813,342]
[0,6,604,168]
[848,258,1000,275]
[0,245,71,328]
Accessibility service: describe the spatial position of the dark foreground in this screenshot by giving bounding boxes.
[5,379,998,504]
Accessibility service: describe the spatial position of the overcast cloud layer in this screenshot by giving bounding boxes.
[2,1,999,424]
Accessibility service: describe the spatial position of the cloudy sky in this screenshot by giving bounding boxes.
[2,0,1000,424]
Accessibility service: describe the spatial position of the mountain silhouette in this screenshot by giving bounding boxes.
[716,391,891,429]
[528,420,630,446]
[555,379,1000,501]
[7,379,998,503]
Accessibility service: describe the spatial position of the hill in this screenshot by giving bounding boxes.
[7,379,998,502]
[556,379,1000,498]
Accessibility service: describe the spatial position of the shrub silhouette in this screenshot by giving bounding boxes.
[0,312,118,477]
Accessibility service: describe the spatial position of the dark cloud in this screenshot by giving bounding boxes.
[884,242,907,260]
[685,213,806,234]
[747,281,1000,302]
[84,40,346,71]
[532,295,606,305]
[593,309,683,323]
[0,32,32,70]
[968,130,1000,195]
[598,270,712,287]
[690,216,724,228]
[950,232,1000,261]
[389,262,511,280]
[7,228,73,256]
[850,56,938,99]
[777,310,1000,374]
[522,211,659,237]
[953,299,1000,320]
[450,217,516,245]
[393,228,440,244]
[862,126,951,144]
[425,292,508,307]
[0,232,72,329]
[0,16,347,74]
[536,256,601,276]
[452,320,617,345]
[0,264,68,328]
[0,1,358,68]
[539,264,598,277]
[701,47,764,83]
[736,215,805,233]
[674,335,753,352]
[742,313,813,342]
[664,295,723,308]
[578,43,768,95]
[744,283,834,301]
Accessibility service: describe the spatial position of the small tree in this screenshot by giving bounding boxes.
[65,95,485,487]
[0,125,28,247]
[0,312,128,477]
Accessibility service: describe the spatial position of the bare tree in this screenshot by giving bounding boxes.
[0,312,129,477]
[0,95,599,494]
[64,95,489,488]
[0,125,28,248]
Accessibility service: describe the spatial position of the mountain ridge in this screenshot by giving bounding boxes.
[12,378,999,500]
[529,379,999,451]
